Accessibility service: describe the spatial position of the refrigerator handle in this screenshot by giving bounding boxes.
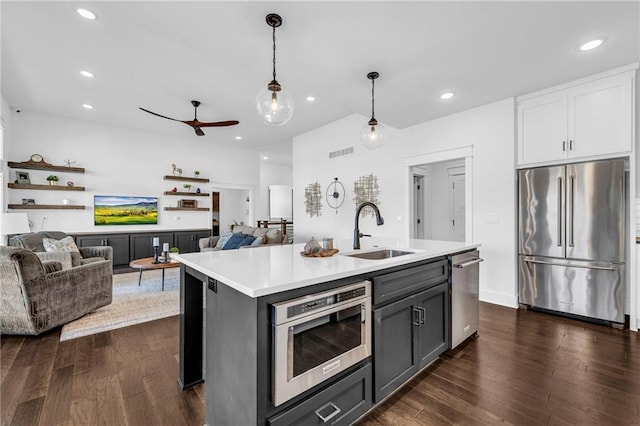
[557,176,563,247]
[568,175,575,247]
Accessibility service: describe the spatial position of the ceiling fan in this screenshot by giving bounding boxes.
[139,100,239,136]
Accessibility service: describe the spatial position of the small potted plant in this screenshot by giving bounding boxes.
[46,175,59,186]
[194,170,200,178]
[183,183,192,192]
[168,247,179,261]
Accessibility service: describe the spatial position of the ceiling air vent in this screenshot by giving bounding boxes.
[329,146,354,159]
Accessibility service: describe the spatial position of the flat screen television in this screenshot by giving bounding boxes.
[94,195,158,225]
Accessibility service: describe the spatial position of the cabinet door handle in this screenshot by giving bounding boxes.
[569,139,573,150]
[412,307,421,326]
[562,141,566,151]
[418,307,426,325]
[315,402,341,423]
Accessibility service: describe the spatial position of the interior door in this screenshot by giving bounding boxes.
[449,174,465,242]
[413,175,424,239]
[518,165,565,258]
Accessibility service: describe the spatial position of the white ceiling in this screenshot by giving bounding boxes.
[2,1,639,165]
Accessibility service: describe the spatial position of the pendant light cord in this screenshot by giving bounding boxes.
[272,24,277,81]
[371,78,376,120]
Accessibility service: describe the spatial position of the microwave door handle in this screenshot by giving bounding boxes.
[361,303,366,323]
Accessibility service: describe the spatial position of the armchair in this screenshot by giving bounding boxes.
[0,247,113,335]
[8,231,112,269]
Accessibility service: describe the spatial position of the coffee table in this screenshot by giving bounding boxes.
[129,257,180,291]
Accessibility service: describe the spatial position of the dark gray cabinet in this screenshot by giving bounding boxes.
[174,230,211,253]
[130,232,173,260]
[268,363,372,426]
[372,261,450,402]
[373,296,418,402]
[416,283,450,368]
[72,229,209,271]
[75,234,130,268]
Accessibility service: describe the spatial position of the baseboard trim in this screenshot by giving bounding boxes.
[479,290,518,308]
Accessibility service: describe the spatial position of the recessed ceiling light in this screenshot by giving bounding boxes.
[82,104,94,109]
[579,39,604,51]
[440,92,454,100]
[76,8,96,20]
[263,156,269,160]
[80,70,94,78]
[235,136,242,140]
[306,96,315,102]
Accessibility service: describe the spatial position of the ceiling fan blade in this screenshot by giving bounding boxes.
[139,107,182,122]
[194,127,205,136]
[197,120,240,128]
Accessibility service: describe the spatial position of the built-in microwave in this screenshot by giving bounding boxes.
[272,281,372,407]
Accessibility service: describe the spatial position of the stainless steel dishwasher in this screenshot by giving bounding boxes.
[449,250,483,349]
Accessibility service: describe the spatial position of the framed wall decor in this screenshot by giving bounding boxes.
[94,195,158,225]
[15,171,30,184]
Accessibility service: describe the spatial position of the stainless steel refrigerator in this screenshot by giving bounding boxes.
[518,158,626,324]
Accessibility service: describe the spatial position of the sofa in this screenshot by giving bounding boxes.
[199,225,291,252]
[9,231,112,270]
[0,247,113,335]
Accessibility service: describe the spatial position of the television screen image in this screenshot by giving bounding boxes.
[94,195,158,225]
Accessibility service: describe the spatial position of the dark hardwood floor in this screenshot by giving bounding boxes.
[2,302,638,425]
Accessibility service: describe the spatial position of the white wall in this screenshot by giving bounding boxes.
[293,100,517,308]
[293,114,401,243]
[5,111,260,233]
[259,162,292,220]
[220,188,250,231]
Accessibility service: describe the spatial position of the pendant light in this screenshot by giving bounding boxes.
[256,13,294,126]
[360,71,388,149]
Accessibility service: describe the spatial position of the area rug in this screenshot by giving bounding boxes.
[59,268,180,341]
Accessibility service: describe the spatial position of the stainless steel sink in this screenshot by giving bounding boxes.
[345,249,414,260]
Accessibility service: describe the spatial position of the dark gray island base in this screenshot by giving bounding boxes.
[177,249,473,426]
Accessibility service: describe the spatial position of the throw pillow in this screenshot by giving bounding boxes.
[250,234,266,246]
[215,231,233,249]
[42,236,80,253]
[238,234,256,248]
[264,229,282,245]
[223,233,251,250]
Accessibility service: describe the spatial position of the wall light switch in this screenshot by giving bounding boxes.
[487,215,499,224]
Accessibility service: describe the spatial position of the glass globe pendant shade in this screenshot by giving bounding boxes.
[256,84,294,126]
[360,120,387,149]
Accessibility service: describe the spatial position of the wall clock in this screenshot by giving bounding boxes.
[326,177,345,214]
[30,153,44,163]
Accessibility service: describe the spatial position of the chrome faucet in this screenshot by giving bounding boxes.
[353,202,384,249]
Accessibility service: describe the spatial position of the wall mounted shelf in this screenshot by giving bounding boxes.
[163,191,209,197]
[163,175,210,183]
[8,204,86,210]
[8,161,85,174]
[8,183,85,191]
[164,207,210,212]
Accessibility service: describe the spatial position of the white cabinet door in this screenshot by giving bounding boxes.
[517,91,567,165]
[567,73,633,158]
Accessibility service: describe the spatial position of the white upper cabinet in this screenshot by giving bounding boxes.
[517,67,636,167]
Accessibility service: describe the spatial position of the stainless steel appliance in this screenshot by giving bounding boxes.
[272,281,372,406]
[518,158,626,323]
[449,250,482,349]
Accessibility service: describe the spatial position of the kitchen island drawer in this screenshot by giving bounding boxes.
[268,363,372,426]
[373,259,448,306]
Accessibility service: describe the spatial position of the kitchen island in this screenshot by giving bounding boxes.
[174,237,479,426]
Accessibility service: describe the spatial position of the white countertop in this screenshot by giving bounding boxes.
[173,237,479,298]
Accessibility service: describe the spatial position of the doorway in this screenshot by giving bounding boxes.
[403,146,473,243]
[210,185,254,236]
